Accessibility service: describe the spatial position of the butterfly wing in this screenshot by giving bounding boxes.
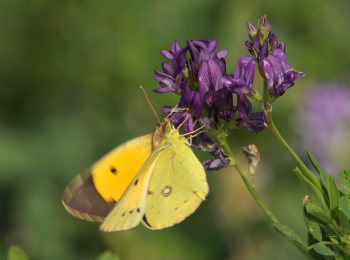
[62,134,153,222]
[143,137,209,229]
[99,152,160,231]
[62,174,116,222]
[92,134,153,202]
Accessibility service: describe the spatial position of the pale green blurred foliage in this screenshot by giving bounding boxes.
[7,246,29,260]
[1,0,350,259]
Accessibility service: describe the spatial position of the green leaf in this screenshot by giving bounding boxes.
[339,170,350,195]
[339,196,350,219]
[305,217,322,241]
[305,203,332,224]
[272,223,311,258]
[294,167,328,210]
[7,246,29,260]
[330,236,340,245]
[328,175,340,214]
[311,242,336,257]
[96,251,120,260]
[337,210,350,233]
[307,152,329,189]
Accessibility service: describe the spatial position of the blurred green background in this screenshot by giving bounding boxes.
[1,0,350,259]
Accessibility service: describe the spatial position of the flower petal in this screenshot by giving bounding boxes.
[198,60,224,106]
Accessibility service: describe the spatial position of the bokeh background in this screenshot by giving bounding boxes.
[1,0,350,259]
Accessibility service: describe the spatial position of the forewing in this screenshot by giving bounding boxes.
[62,134,153,222]
[143,141,209,229]
[92,134,153,202]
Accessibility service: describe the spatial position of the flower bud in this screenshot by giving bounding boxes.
[183,65,190,80]
[259,15,271,42]
[247,22,258,39]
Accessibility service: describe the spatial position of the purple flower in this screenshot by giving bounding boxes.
[295,84,350,175]
[160,40,181,60]
[154,37,266,170]
[163,90,204,132]
[192,133,231,170]
[236,95,265,132]
[224,56,256,96]
[245,16,286,63]
[154,41,188,94]
[187,39,227,76]
[187,39,228,107]
[216,88,236,121]
[198,59,225,106]
[262,49,305,97]
[245,16,304,99]
[203,145,231,170]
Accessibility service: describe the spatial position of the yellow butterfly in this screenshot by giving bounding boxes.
[62,119,209,231]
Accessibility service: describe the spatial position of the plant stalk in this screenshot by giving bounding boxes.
[265,110,323,192]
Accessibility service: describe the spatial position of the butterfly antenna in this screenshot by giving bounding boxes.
[182,123,207,137]
[165,104,180,120]
[139,86,161,124]
[176,112,191,130]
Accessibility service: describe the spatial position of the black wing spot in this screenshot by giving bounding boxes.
[129,210,133,214]
[137,208,141,213]
[122,212,126,217]
[134,179,139,186]
[110,166,118,174]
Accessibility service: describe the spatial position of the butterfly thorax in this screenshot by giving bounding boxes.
[152,119,188,149]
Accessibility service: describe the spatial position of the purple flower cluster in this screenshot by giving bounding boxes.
[154,39,265,133]
[154,16,305,170]
[245,16,305,98]
[154,39,263,169]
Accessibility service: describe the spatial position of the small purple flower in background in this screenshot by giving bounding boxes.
[295,84,350,175]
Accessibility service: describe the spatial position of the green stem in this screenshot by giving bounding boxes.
[216,134,315,260]
[219,134,317,260]
[221,138,236,166]
[265,110,323,192]
[235,163,279,223]
[220,135,278,224]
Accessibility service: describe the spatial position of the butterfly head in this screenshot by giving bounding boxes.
[152,119,180,148]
